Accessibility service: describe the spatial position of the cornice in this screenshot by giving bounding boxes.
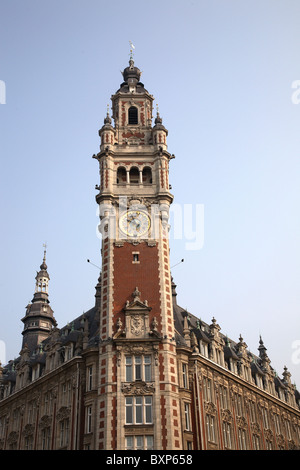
[0,356,84,407]
[189,352,300,417]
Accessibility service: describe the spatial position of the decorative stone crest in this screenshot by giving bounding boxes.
[121,287,152,340]
[130,315,144,336]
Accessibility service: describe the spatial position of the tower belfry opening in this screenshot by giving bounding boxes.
[128,106,138,125]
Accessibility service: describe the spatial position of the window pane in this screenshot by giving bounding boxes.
[144,363,151,381]
[146,435,154,450]
[136,435,143,450]
[135,397,143,423]
[144,356,151,380]
[126,397,133,424]
[126,357,132,382]
[126,436,133,450]
[135,357,142,380]
[145,396,152,423]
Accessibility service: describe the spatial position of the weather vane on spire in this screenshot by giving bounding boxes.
[42,242,47,260]
[129,40,135,60]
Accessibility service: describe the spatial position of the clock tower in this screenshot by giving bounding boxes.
[93,53,181,450]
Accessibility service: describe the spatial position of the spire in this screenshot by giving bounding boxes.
[121,43,142,85]
[155,104,163,125]
[258,335,268,359]
[40,243,47,271]
[34,245,50,299]
[104,104,112,125]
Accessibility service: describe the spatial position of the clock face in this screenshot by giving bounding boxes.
[119,210,151,238]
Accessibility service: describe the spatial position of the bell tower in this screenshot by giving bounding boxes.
[93,52,181,450]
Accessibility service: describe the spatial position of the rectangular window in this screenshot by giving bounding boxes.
[274,414,281,434]
[222,422,232,449]
[132,253,140,263]
[62,383,67,405]
[219,386,228,409]
[285,420,292,440]
[238,428,247,450]
[86,405,92,433]
[235,393,244,417]
[203,377,212,402]
[144,356,151,381]
[42,428,51,450]
[249,400,256,422]
[136,435,143,450]
[87,366,93,391]
[126,356,133,382]
[262,408,269,429]
[125,435,154,450]
[59,419,69,448]
[125,355,152,382]
[145,396,153,424]
[125,436,133,450]
[25,435,33,450]
[135,397,143,424]
[253,434,260,450]
[125,396,153,425]
[135,357,142,381]
[182,363,188,388]
[184,403,191,431]
[126,397,133,424]
[206,414,216,443]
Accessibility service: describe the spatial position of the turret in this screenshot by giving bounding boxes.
[21,246,57,351]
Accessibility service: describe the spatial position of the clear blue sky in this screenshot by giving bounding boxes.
[0,0,299,386]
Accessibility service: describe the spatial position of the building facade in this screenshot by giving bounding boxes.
[0,56,300,451]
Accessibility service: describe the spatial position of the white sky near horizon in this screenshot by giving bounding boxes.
[0,0,299,387]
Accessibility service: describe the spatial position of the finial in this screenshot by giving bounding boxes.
[40,243,48,270]
[129,40,135,61]
[104,104,112,125]
[132,286,141,300]
[155,103,163,124]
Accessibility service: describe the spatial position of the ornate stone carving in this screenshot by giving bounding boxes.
[56,406,71,421]
[236,416,247,430]
[264,428,274,442]
[130,315,145,337]
[7,431,18,444]
[204,402,217,415]
[39,414,52,429]
[251,422,261,435]
[23,423,34,437]
[122,287,152,340]
[221,409,233,423]
[121,381,155,395]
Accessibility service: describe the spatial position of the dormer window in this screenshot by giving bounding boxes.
[128,106,138,125]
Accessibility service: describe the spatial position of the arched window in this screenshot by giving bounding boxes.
[129,167,139,184]
[128,106,138,125]
[117,166,127,184]
[142,167,152,184]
